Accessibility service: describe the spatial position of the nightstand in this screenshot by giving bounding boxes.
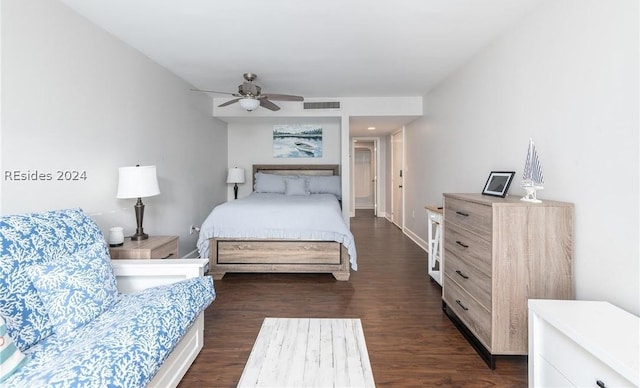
[109,235,179,259]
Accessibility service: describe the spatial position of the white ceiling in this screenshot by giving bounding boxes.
[58,0,541,136]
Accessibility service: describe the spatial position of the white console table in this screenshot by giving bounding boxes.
[529,299,639,388]
[424,205,443,286]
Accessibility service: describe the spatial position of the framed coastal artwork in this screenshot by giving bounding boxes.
[273,124,323,158]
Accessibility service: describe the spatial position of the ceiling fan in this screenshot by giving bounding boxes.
[191,73,304,111]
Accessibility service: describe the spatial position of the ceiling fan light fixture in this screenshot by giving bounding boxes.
[239,98,260,111]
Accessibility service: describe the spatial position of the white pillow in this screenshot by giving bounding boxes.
[284,178,310,196]
[306,175,341,198]
[0,316,28,382]
[254,173,295,193]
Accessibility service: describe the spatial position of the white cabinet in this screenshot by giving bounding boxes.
[425,205,443,286]
[529,299,639,388]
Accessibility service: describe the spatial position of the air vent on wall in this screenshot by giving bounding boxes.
[303,101,341,110]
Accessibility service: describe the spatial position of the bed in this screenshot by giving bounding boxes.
[197,164,357,281]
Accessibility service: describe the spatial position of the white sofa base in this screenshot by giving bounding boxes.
[111,259,210,387]
[149,313,204,388]
[111,258,209,293]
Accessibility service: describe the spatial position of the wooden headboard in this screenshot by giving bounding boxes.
[253,164,339,183]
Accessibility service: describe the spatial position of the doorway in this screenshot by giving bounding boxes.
[354,143,375,211]
[351,138,379,217]
[391,129,403,228]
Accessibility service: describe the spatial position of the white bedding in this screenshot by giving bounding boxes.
[197,193,357,270]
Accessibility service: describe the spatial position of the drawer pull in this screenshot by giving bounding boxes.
[455,241,469,248]
[596,380,606,388]
[455,299,469,311]
[161,253,174,259]
[455,270,469,279]
[455,211,469,217]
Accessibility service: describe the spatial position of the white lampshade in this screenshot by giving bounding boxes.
[226,167,246,184]
[116,165,160,199]
[239,98,260,111]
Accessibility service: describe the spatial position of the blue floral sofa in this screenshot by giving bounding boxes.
[0,208,215,386]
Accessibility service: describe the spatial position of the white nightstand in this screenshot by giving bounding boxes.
[528,299,639,387]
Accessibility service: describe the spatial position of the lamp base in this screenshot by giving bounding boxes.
[132,197,150,241]
[130,232,149,241]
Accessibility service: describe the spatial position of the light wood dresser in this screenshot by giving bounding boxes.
[442,193,573,368]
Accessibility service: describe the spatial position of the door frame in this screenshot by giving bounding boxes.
[391,128,404,229]
[350,137,380,217]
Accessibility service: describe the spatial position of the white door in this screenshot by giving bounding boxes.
[391,130,403,228]
[354,146,375,210]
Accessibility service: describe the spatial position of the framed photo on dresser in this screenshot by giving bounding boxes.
[482,171,515,197]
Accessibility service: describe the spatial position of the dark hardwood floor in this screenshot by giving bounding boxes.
[179,210,527,387]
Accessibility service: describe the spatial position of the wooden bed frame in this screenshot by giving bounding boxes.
[208,164,351,281]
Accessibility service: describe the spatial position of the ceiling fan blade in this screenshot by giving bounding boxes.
[190,88,239,96]
[218,98,242,107]
[260,99,280,111]
[261,93,304,102]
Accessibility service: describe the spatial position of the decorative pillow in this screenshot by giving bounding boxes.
[306,175,342,198]
[0,316,28,383]
[254,173,295,193]
[284,178,310,196]
[0,208,106,351]
[26,242,118,336]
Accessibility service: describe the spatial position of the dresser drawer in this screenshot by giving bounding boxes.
[538,318,635,387]
[444,223,492,275]
[109,236,179,260]
[149,239,179,259]
[533,355,574,387]
[444,275,491,348]
[444,197,492,238]
[444,250,491,311]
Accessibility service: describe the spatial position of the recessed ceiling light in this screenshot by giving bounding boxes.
[367,127,376,130]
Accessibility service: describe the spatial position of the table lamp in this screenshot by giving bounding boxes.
[116,165,160,240]
[227,167,245,200]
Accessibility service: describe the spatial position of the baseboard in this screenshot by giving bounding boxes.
[403,227,428,252]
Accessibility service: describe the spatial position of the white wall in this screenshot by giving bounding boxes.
[1,0,228,256]
[227,117,342,199]
[217,96,422,222]
[404,0,639,314]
